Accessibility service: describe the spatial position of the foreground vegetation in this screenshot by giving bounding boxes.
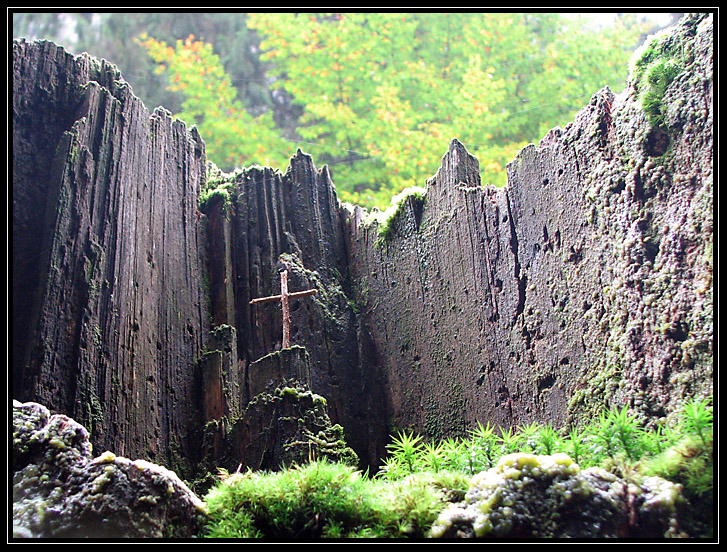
[201,397,713,538]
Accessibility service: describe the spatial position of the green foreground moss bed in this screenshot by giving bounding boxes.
[198,399,713,539]
[203,462,468,539]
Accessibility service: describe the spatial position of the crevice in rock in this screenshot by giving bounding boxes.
[505,192,526,322]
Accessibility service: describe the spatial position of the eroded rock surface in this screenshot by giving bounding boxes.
[199,347,359,480]
[200,166,388,469]
[347,13,713,437]
[12,39,210,475]
[12,14,713,479]
[12,400,207,539]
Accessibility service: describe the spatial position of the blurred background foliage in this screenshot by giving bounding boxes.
[13,12,682,209]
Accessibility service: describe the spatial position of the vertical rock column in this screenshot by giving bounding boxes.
[200,152,389,469]
[201,324,242,421]
[13,40,210,473]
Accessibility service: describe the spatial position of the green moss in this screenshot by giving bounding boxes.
[640,58,683,128]
[278,385,327,407]
[628,17,702,131]
[567,355,623,424]
[424,381,467,442]
[429,450,689,539]
[644,433,712,491]
[82,390,104,436]
[274,252,352,331]
[642,431,713,537]
[199,161,239,213]
[367,186,426,245]
[199,185,233,210]
[196,396,712,538]
[630,29,674,84]
[199,182,236,214]
[202,460,459,538]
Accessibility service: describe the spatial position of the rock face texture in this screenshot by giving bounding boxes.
[12,400,207,538]
[12,12,713,482]
[200,165,388,468]
[198,345,359,480]
[12,40,210,473]
[347,13,713,437]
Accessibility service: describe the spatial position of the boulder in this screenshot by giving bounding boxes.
[429,452,686,539]
[12,400,207,539]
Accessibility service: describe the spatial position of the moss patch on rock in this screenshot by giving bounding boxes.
[12,400,207,539]
[429,452,685,539]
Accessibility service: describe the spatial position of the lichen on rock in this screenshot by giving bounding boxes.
[429,452,686,539]
[12,400,207,539]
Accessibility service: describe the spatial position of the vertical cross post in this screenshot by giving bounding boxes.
[249,269,318,349]
[280,269,291,348]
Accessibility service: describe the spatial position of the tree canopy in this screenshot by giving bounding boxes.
[13,12,672,208]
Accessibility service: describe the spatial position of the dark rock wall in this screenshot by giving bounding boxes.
[201,157,388,467]
[13,40,210,471]
[347,14,713,438]
[348,141,548,438]
[13,40,122,395]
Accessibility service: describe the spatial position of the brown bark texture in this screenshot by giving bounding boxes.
[347,14,712,438]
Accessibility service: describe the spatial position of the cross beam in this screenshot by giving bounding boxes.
[249,269,318,349]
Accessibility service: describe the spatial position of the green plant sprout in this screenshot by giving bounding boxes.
[386,430,424,474]
[681,396,713,447]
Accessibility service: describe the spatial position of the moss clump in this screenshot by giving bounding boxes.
[368,186,426,245]
[628,14,707,130]
[642,427,713,537]
[429,452,687,539]
[199,161,238,213]
[430,452,583,538]
[273,385,360,468]
[203,460,463,538]
[199,184,235,212]
[639,57,683,129]
[630,27,679,86]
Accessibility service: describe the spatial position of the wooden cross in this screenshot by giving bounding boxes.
[249,269,318,349]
